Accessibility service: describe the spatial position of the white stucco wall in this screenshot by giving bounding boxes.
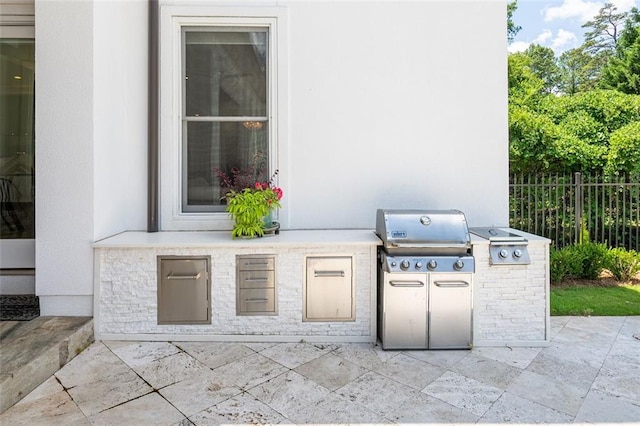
[35,0,96,315]
[160,0,508,231]
[35,0,148,315]
[284,0,508,229]
[93,0,148,240]
[35,0,507,315]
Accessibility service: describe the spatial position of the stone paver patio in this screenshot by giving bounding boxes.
[1,316,639,424]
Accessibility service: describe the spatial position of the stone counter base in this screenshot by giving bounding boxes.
[94,231,378,343]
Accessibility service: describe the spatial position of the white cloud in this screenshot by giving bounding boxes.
[534,29,553,44]
[544,0,638,23]
[508,41,531,53]
[551,29,579,51]
[543,0,602,23]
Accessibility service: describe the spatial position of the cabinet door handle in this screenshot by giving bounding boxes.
[167,273,201,280]
[389,280,424,287]
[314,270,345,278]
[434,281,469,288]
[245,298,269,303]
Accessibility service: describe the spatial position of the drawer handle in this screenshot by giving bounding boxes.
[245,298,269,302]
[244,277,269,282]
[434,281,469,288]
[390,280,424,287]
[245,262,270,266]
[314,270,345,278]
[167,273,201,280]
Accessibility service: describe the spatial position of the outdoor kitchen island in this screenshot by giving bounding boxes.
[93,228,550,347]
[93,230,381,342]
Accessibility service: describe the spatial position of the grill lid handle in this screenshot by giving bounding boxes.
[388,242,469,248]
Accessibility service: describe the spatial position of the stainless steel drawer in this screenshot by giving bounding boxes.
[236,255,277,315]
[237,256,275,271]
[237,289,276,314]
[238,271,275,289]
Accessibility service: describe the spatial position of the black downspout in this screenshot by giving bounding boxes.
[148,0,159,232]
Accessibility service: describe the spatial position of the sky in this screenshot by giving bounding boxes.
[509,0,639,55]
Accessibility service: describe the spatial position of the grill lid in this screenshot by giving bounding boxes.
[376,209,471,255]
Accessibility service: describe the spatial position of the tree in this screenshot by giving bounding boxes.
[601,8,640,94]
[582,2,626,56]
[507,1,521,43]
[605,121,640,174]
[524,44,562,94]
[508,53,544,105]
[558,47,600,94]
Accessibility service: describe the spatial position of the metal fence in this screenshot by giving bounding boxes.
[509,173,640,251]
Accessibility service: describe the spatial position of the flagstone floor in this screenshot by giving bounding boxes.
[2,316,639,425]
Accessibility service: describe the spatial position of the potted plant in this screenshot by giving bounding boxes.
[214,152,283,238]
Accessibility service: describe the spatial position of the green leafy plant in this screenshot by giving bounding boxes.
[225,184,282,238]
[605,247,640,281]
[550,247,578,283]
[572,241,609,279]
[214,151,283,238]
[550,241,610,282]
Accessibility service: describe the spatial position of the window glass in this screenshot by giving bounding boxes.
[0,38,35,239]
[183,27,269,212]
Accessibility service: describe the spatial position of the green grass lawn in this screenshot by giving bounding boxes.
[550,284,640,316]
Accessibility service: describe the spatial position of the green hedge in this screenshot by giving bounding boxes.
[550,242,640,283]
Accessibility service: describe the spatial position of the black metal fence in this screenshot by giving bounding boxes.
[509,173,640,251]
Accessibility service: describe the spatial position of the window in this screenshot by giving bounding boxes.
[183,28,269,212]
[161,10,285,231]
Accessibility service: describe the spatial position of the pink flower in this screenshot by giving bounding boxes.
[273,187,283,200]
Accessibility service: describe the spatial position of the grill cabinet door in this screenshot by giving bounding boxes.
[380,272,427,350]
[304,256,354,321]
[158,257,210,324]
[428,273,472,349]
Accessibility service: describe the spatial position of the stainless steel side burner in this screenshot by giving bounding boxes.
[470,227,531,265]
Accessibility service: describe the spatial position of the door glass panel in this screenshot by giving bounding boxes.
[0,38,35,240]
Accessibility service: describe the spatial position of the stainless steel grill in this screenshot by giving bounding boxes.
[376,209,474,350]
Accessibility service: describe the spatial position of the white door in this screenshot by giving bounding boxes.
[0,7,35,273]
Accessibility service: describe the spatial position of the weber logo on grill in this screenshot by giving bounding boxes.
[391,231,407,239]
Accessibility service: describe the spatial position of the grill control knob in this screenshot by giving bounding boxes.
[415,262,423,270]
[513,249,523,258]
[499,249,510,259]
[453,259,465,271]
[427,260,438,270]
[400,260,410,270]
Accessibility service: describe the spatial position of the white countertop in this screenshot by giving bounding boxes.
[93,229,383,249]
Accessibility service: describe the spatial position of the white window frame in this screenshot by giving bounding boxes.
[160,6,288,231]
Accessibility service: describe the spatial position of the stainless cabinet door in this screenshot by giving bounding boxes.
[158,257,210,324]
[380,272,427,350]
[428,273,472,349]
[305,256,354,321]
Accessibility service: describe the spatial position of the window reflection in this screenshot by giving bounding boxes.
[0,38,35,239]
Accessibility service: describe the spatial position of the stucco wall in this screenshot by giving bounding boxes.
[35,0,508,315]
[284,0,509,229]
[35,0,148,315]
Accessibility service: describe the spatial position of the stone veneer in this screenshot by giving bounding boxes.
[94,231,379,342]
[94,229,550,346]
[471,233,551,347]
